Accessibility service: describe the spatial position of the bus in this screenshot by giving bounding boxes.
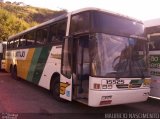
[0,41,7,70]
[5,8,150,107]
[145,20,160,98]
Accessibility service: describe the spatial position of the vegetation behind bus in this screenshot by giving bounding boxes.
[0,2,67,41]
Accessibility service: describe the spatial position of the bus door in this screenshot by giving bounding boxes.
[60,37,73,101]
[72,35,90,102]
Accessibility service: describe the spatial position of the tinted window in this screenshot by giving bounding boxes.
[57,20,67,41]
[49,19,67,43]
[14,39,19,48]
[70,12,90,34]
[10,40,14,48]
[91,11,144,36]
[90,33,148,78]
[25,31,36,46]
[36,27,49,45]
[7,42,10,49]
[49,24,58,42]
[19,36,26,47]
[61,38,72,78]
[149,35,160,51]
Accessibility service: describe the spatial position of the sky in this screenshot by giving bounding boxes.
[4,0,160,21]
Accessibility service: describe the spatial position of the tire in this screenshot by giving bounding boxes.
[12,67,18,80]
[10,66,14,78]
[51,76,64,102]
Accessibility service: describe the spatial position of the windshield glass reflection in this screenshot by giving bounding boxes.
[90,33,148,78]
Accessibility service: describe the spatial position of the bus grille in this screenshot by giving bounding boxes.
[116,84,142,89]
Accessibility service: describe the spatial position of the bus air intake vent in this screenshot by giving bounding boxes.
[116,84,142,89]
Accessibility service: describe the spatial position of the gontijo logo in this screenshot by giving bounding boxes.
[6,49,29,60]
[15,49,28,60]
[16,51,25,57]
[149,55,160,68]
[149,55,160,76]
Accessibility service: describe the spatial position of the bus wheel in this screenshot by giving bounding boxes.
[51,76,63,101]
[12,67,18,80]
[10,65,13,78]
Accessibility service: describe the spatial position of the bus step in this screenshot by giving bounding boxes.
[76,97,88,100]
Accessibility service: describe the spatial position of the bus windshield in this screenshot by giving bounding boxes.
[90,33,149,78]
[91,11,144,36]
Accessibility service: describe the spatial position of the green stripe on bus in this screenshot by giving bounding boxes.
[26,48,42,82]
[32,46,51,84]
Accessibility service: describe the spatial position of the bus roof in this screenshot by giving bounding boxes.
[144,18,160,28]
[70,7,142,23]
[8,7,143,41]
[144,19,160,34]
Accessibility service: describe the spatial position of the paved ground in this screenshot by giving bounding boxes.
[0,72,160,119]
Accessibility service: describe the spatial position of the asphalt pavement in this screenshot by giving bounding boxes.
[0,72,160,119]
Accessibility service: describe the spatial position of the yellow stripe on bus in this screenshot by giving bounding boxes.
[5,59,12,72]
[17,48,35,79]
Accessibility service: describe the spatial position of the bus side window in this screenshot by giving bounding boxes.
[14,39,20,48]
[26,31,36,46]
[57,19,67,41]
[149,41,155,51]
[7,41,10,49]
[10,40,14,49]
[49,24,58,43]
[36,27,49,45]
[19,36,26,47]
[49,19,67,43]
[154,40,160,50]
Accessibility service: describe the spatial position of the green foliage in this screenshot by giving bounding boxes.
[0,9,30,41]
[0,2,67,41]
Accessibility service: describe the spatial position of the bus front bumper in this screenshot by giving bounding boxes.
[88,88,150,107]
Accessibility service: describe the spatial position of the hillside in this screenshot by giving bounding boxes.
[0,2,67,41]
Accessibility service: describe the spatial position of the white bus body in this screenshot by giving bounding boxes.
[145,19,160,98]
[5,8,150,107]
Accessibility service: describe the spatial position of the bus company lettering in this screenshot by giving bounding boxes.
[150,55,160,68]
[50,53,61,59]
[150,71,160,76]
[16,51,25,58]
[150,55,159,62]
[14,49,28,60]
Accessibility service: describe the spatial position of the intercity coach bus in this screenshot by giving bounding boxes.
[145,20,160,98]
[5,8,150,107]
[0,41,7,70]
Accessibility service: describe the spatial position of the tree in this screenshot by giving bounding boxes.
[0,9,30,41]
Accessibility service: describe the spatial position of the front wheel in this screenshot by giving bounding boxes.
[51,76,64,101]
